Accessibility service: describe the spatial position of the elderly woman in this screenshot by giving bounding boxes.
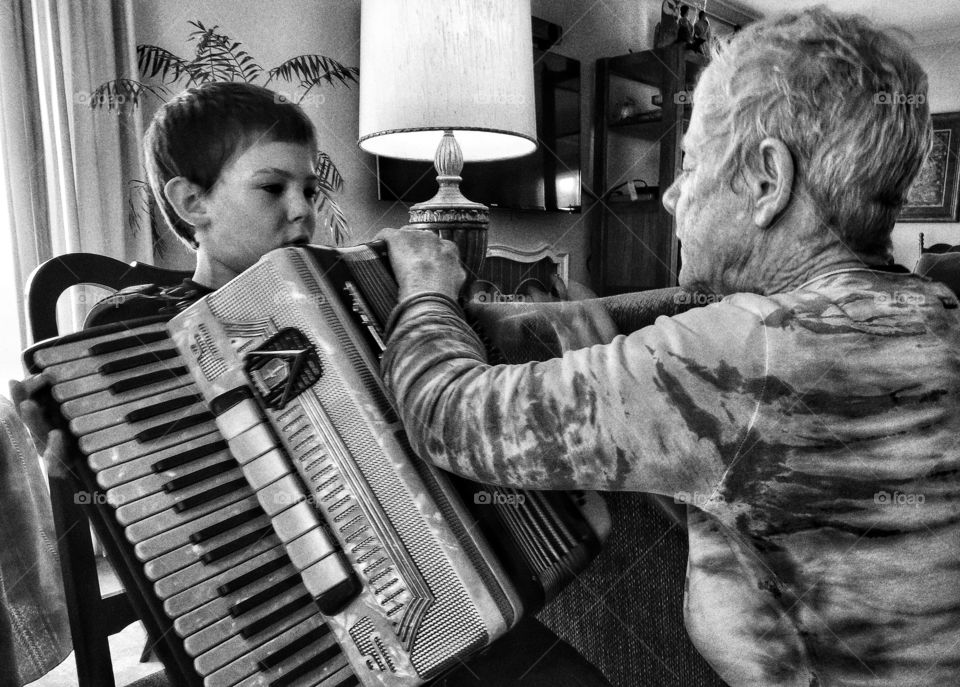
[381,8,957,686]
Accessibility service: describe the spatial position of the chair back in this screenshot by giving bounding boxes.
[24,252,189,687]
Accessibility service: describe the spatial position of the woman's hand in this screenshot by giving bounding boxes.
[378,227,466,301]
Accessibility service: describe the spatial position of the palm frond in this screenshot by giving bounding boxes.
[266,55,359,89]
[317,195,350,246]
[314,152,348,245]
[136,44,190,84]
[86,79,168,111]
[315,151,344,193]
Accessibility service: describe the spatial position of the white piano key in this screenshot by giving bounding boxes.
[271,501,322,545]
[215,398,264,440]
[300,555,354,602]
[163,544,289,620]
[229,422,279,465]
[133,494,264,558]
[154,536,278,601]
[79,399,211,454]
[186,584,314,666]
[285,527,336,571]
[103,447,234,505]
[241,448,293,490]
[69,384,201,436]
[116,467,251,529]
[95,430,225,490]
[255,474,308,517]
[88,420,215,472]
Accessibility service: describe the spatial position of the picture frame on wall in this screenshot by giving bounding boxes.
[899,112,960,222]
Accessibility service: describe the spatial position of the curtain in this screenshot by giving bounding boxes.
[0,0,151,682]
[3,0,152,345]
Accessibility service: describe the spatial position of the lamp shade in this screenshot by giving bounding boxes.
[358,0,537,162]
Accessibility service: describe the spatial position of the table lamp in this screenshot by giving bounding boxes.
[358,0,538,278]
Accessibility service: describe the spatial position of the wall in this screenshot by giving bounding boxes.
[133,0,665,284]
[890,37,960,266]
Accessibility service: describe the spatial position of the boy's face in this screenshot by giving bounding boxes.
[194,139,319,288]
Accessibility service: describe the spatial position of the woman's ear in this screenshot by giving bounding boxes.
[164,177,209,229]
[748,137,794,229]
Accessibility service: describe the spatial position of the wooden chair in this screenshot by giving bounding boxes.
[915,233,960,297]
[25,252,191,687]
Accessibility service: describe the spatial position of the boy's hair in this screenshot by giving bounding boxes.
[144,82,317,248]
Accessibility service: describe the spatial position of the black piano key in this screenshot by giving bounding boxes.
[126,393,203,423]
[230,573,302,618]
[174,476,249,513]
[136,411,212,442]
[99,347,179,374]
[164,458,238,493]
[89,329,167,355]
[240,593,312,639]
[218,554,291,596]
[152,439,227,473]
[200,523,274,564]
[268,640,342,687]
[189,505,263,544]
[258,625,330,670]
[109,365,189,394]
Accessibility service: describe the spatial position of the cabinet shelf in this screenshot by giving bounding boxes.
[606,46,707,86]
[591,44,700,295]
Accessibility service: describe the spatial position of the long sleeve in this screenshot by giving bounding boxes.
[382,295,773,496]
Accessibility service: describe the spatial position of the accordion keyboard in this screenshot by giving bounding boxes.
[28,319,359,687]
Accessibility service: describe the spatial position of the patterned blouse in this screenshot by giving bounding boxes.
[382,269,960,686]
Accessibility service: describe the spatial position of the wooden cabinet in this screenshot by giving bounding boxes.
[590,45,706,294]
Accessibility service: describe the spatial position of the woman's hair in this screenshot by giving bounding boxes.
[699,8,931,257]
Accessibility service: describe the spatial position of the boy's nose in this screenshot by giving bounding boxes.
[286,191,313,222]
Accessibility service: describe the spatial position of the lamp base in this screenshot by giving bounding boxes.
[405,130,488,279]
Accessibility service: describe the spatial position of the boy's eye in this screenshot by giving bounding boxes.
[261,184,284,194]
[305,187,319,200]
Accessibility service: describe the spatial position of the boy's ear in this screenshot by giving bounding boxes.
[164,177,209,228]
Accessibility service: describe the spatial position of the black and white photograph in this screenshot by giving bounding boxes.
[1,1,960,686]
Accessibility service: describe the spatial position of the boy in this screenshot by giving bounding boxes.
[13,81,610,686]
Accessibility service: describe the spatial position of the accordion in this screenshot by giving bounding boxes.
[24,243,610,687]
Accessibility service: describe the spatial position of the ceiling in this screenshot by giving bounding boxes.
[728,0,960,44]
